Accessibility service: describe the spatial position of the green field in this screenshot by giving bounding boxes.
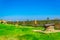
[0,24,60,40]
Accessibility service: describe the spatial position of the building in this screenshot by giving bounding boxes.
[44,23,55,31]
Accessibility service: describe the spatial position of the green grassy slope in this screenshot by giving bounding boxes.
[0,24,60,40]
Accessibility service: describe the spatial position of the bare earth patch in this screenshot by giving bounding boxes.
[0,36,19,40]
[33,30,60,33]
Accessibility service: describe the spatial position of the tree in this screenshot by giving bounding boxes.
[46,17,50,24]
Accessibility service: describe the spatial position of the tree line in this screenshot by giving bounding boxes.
[7,19,60,26]
[0,18,60,29]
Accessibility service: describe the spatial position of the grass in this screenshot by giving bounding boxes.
[0,24,60,40]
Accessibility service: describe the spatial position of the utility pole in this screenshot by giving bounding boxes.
[34,20,38,27]
[35,20,37,25]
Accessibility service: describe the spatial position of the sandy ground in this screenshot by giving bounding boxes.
[33,30,60,33]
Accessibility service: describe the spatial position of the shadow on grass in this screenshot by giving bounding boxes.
[17,34,39,40]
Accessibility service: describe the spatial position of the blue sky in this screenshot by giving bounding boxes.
[0,0,60,21]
